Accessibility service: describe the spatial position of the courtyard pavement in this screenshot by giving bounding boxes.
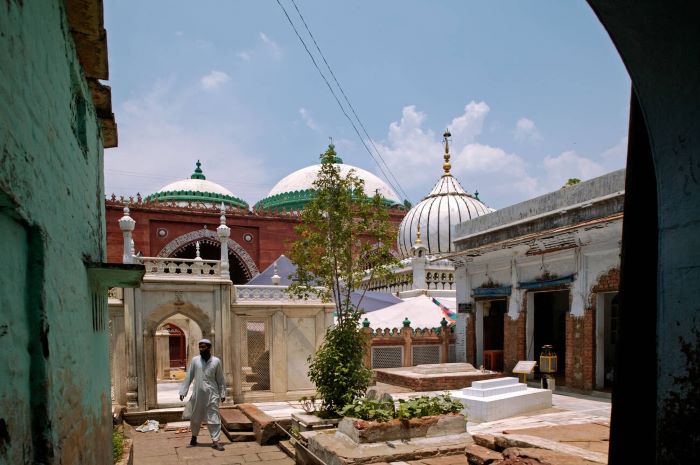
[132,386,611,465]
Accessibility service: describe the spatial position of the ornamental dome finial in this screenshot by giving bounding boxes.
[191,160,206,180]
[415,222,422,245]
[443,130,452,176]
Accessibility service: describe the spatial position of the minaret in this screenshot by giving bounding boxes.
[217,202,231,278]
[118,205,136,264]
[411,223,428,290]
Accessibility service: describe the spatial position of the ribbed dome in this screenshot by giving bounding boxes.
[146,161,248,209]
[255,145,402,212]
[397,132,494,258]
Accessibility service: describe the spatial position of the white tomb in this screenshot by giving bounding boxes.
[452,377,552,423]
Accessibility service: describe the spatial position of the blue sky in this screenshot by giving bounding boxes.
[103,0,629,209]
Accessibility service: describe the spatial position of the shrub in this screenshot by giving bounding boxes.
[340,393,465,422]
[395,394,464,421]
[112,428,124,464]
[307,315,372,416]
[340,397,396,422]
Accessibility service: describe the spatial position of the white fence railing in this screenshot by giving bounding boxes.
[140,257,222,279]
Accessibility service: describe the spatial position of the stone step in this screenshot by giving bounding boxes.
[278,439,297,458]
[226,431,257,442]
[470,377,520,390]
[221,407,253,431]
[461,383,527,398]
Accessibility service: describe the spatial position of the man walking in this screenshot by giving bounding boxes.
[179,339,227,450]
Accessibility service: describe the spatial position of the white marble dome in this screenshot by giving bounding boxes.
[267,163,401,201]
[255,146,402,211]
[146,161,248,209]
[397,134,494,257]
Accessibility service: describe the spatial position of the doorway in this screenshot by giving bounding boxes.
[155,314,203,406]
[482,299,507,371]
[596,292,619,389]
[533,290,569,382]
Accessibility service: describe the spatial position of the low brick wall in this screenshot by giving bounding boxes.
[374,370,503,391]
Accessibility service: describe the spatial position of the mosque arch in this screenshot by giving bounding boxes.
[156,228,260,282]
[144,301,214,408]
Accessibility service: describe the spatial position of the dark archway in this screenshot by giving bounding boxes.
[587,2,700,462]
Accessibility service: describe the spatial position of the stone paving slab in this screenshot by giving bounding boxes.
[132,429,294,465]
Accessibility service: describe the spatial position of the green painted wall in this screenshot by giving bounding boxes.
[0,1,111,463]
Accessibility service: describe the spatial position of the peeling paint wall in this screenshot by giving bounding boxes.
[0,1,111,463]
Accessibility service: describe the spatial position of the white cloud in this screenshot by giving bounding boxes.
[542,150,605,190]
[373,103,539,206]
[601,136,628,168]
[236,51,251,61]
[514,117,542,142]
[200,70,231,90]
[104,78,268,204]
[259,32,282,59]
[448,101,490,147]
[299,107,319,131]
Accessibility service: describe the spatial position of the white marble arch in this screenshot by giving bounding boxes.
[128,279,233,411]
[156,228,260,279]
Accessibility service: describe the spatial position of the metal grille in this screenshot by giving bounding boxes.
[372,346,403,368]
[412,345,440,365]
[449,344,456,363]
[242,320,270,391]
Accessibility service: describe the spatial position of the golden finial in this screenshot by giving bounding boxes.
[442,129,452,176]
[415,222,422,244]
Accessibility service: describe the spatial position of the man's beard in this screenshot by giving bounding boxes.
[200,349,211,361]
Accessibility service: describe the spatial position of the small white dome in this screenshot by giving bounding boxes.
[397,132,494,257]
[157,178,235,197]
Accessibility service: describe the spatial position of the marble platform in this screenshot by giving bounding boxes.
[452,377,552,423]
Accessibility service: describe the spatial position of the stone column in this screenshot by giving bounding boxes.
[270,311,287,397]
[217,204,231,278]
[475,301,484,368]
[361,322,372,369]
[155,330,170,380]
[123,287,139,410]
[220,283,234,403]
[118,206,136,264]
[454,262,468,362]
[440,318,450,363]
[401,321,413,367]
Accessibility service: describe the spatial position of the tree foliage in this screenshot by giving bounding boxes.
[287,144,398,322]
[286,144,398,415]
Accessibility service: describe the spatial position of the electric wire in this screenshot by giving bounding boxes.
[288,0,410,203]
[274,0,410,203]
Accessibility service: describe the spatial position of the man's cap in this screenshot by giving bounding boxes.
[198,338,212,346]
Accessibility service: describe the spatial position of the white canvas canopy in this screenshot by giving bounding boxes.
[361,294,455,330]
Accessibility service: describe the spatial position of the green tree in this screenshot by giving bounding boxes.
[563,178,581,188]
[287,144,397,415]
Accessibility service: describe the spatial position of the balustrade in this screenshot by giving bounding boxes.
[140,256,222,279]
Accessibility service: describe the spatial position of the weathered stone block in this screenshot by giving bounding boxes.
[338,415,467,444]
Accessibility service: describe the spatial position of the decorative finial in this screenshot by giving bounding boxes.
[403,317,411,328]
[415,223,422,244]
[362,318,370,328]
[195,241,202,261]
[191,160,206,180]
[271,260,281,285]
[474,190,480,200]
[442,130,452,176]
[220,202,226,225]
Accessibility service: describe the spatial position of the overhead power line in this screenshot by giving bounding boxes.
[274,0,410,202]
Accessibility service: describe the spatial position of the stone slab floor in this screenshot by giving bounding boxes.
[132,429,294,465]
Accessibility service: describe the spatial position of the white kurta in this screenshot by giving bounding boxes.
[179,355,226,425]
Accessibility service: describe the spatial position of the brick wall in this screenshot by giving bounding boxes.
[466,314,476,365]
[503,311,526,372]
